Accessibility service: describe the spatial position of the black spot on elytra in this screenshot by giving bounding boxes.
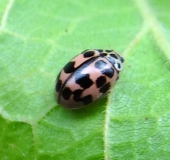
[110,54,118,59]
[83,51,95,58]
[63,61,76,73]
[101,68,114,78]
[99,82,111,94]
[95,60,107,70]
[101,53,107,57]
[97,49,103,53]
[56,79,62,92]
[73,89,83,101]
[73,89,93,105]
[105,50,113,52]
[117,63,121,69]
[62,87,72,100]
[75,74,93,89]
[120,57,124,63]
[81,95,93,105]
[96,76,106,88]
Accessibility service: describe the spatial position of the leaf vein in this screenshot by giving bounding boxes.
[0,0,15,31]
[135,0,170,60]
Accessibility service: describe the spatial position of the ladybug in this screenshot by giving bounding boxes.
[55,49,124,109]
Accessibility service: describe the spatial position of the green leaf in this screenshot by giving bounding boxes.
[0,0,170,159]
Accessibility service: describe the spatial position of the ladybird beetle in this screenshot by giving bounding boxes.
[55,49,124,109]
